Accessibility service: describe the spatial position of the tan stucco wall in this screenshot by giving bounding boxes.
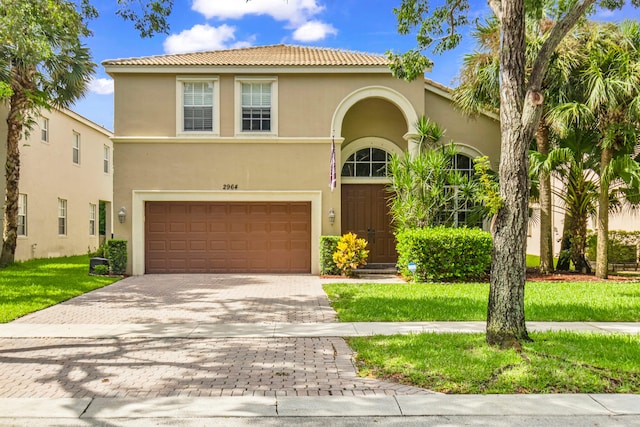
[0,105,113,261]
[113,141,342,273]
[112,72,425,139]
[341,98,409,153]
[424,89,501,169]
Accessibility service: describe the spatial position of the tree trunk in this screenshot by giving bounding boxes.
[486,0,531,347]
[596,147,612,279]
[0,87,26,267]
[536,121,554,273]
[555,210,573,271]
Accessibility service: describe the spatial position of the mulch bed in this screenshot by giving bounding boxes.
[526,268,638,282]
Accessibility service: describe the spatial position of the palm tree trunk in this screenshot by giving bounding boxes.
[536,121,554,273]
[486,0,530,347]
[0,87,26,267]
[596,146,612,279]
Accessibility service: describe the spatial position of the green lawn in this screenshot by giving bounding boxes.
[324,281,640,322]
[0,255,121,323]
[350,332,640,393]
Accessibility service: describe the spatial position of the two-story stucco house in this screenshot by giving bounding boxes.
[0,106,114,261]
[103,45,501,275]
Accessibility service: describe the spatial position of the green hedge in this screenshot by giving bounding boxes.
[396,227,492,282]
[107,239,127,275]
[587,230,640,263]
[320,235,341,275]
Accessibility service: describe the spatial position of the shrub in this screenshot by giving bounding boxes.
[92,264,110,275]
[107,239,127,275]
[396,226,492,282]
[587,231,640,263]
[333,232,369,277]
[320,235,341,275]
[88,241,108,258]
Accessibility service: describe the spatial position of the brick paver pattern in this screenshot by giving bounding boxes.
[13,275,337,324]
[1,274,431,398]
[0,337,429,398]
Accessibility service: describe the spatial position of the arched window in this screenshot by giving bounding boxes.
[341,147,392,177]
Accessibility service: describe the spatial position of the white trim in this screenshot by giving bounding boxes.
[131,190,322,276]
[341,137,405,162]
[111,136,338,144]
[176,76,220,137]
[105,65,391,75]
[424,82,500,122]
[331,86,419,138]
[59,108,113,137]
[453,143,485,160]
[340,137,404,184]
[234,76,278,137]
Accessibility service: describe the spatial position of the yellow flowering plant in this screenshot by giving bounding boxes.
[332,232,369,277]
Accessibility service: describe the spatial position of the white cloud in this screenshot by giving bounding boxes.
[163,24,251,54]
[192,0,323,26]
[88,77,114,95]
[292,20,337,42]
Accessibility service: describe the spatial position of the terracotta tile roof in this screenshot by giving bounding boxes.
[103,44,390,67]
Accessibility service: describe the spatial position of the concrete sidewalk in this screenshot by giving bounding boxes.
[1,394,639,424]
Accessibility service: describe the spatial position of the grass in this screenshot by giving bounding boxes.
[323,281,640,322]
[0,255,121,323]
[349,332,640,393]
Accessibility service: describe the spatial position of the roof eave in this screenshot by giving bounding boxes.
[103,64,393,76]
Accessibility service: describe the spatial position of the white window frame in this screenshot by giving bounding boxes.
[103,145,110,174]
[235,77,278,136]
[72,132,80,165]
[176,76,219,136]
[89,203,96,236]
[18,194,27,236]
[58,198,67,236]
[41,117,49,143]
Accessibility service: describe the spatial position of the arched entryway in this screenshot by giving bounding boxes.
[333,86,419,265]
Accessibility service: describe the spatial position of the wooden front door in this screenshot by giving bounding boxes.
[341,184,397,263]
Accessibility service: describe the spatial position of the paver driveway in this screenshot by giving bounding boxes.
[1,274,429,398]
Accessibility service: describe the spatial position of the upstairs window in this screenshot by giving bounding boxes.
[241,82,272,132]
[183,81,214,132]
[18,194,27,236]
[236,77,277,135]
[103,145,110,174]
[72,132,80,164]
[41,117,49,142]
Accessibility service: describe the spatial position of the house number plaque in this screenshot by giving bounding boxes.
[222,184,239,190]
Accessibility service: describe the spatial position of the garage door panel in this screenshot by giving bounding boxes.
[145,201,311,273]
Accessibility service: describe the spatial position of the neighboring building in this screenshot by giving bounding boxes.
[0,106,113,261]
[103,44,501,275]
[527,177,640,258]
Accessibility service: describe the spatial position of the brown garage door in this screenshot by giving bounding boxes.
[145,201,311,273]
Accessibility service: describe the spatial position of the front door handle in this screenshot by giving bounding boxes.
[367,228,376,243]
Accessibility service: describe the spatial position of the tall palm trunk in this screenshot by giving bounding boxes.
[596,146,612,279]
[486,0,530,347]
[536,121,554,273]
[0,75,27,267]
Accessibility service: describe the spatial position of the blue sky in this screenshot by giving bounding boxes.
[73,0,640,131]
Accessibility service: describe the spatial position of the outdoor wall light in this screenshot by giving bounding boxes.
[328,208,336,225]
[118,207,126,224]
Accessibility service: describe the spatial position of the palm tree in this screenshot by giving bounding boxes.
[453,16,579,274]
[548,21,640,278]
[0,0,95,266]
[387,117,474,229]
